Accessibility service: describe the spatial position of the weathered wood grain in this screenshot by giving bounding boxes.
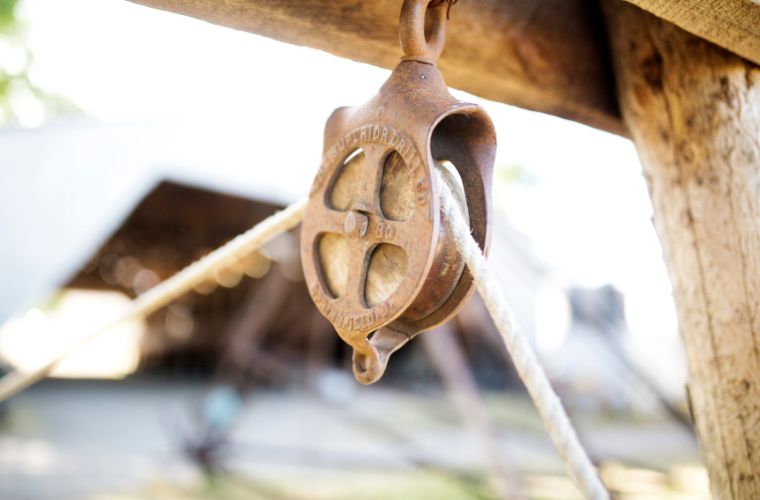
[605,2,760,497]
[623,0,760,67]
[126,0,624,135]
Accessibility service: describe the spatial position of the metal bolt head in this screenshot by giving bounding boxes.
[344,211,369,237]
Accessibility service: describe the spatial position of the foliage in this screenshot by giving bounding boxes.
[0,0,79,127]
[0,0,20,30]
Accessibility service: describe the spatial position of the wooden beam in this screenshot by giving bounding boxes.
[604,2,760,497]
[126,0,625,135]
[623,0,760,67]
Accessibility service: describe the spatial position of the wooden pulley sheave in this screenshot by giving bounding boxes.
[301,0,496,384]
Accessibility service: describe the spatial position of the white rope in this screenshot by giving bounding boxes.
[434,168,609,499]
[1,171,607,498]
[0,198,308,402]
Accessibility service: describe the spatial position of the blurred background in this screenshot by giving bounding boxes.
[0,0,706,498]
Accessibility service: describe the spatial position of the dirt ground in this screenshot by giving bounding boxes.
[0,377,707,499]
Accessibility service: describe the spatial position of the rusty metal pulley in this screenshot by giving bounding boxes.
[301,0,496,384]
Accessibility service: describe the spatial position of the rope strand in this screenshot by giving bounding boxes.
[0,198,307,402]
[434,167,609,499]
[0,175,607,498]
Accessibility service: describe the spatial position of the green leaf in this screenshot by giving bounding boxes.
[0,0,20,30]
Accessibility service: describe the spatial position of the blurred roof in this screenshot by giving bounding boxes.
[0,118,316,320]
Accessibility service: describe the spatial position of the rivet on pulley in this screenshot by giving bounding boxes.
[301,0,496,384]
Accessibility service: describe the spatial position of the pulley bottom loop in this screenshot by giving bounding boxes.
[351,328,411,384]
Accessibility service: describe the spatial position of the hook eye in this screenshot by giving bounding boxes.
[399,0,449,63]
[352,340,388,385]
[351,328,412,384]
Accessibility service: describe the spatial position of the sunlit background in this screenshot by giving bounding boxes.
[0,0,703,498]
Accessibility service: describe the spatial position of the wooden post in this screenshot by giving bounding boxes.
[604,2,760,497]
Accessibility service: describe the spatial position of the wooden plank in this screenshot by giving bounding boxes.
[126,0,625,135]
[605,2,760,497]
[623,0,760,66]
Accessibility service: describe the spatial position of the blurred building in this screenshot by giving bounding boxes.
[0,118,673,414]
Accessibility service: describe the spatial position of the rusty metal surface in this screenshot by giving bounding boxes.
[301,0,495,384]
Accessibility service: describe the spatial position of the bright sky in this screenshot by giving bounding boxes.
[12,0,684,390]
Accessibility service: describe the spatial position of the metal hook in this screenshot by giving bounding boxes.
[431,0,459,20]
[399,0,450,64]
